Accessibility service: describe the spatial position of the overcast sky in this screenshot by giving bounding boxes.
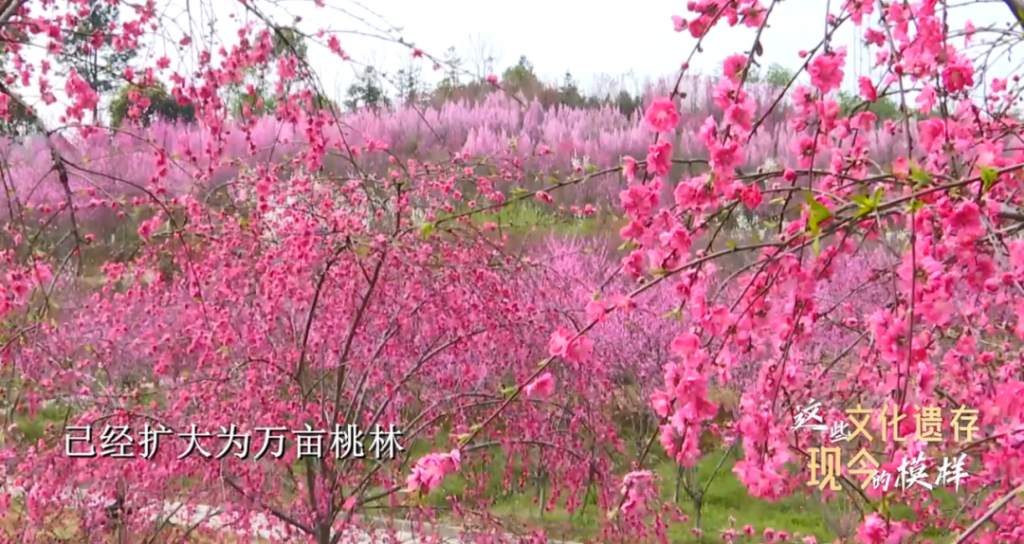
[218,0,1016,93]
[18,0,1021,123]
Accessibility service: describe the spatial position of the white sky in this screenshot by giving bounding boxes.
[181,0,1017,91]
[15,0,1020,123]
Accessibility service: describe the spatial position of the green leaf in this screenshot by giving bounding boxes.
[650,268,666,276]
[768,197,787,206]
[618,240,639,251]
[981,167,998,193]
[910,163,932,188]
[803,190,832,233]
[585,164,598,174]
[812,234,821,257]
[420,223,434,239]
[500,386,516,397]
[726,240,737,249]
[852,190,882,219]
[661,308,683,321]
[511,188,529,197]
[909,199,925,212]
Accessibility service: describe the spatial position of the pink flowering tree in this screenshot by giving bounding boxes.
[4,0,1024,543]
[608,2,1024,543]
[0,4,627,544]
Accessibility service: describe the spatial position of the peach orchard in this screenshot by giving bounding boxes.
[0,0,1023,543]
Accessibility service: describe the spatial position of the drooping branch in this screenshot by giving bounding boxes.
[0,0,26,28]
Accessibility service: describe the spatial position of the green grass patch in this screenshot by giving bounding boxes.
[482,450,835,543]
[10,403,71,442]
[434,200,617,238]
[388,438,837,543]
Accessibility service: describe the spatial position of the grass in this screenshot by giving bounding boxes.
[8,404,70,441]
[420,446,837,543]
[395,422,969,543]
[449,199,622,238]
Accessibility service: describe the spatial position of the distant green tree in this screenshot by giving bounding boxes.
[559,70,584,107]
[395,62,426,106]
[269,26,308,60]
[437,46,463,95]
[310,93,338,113]
[0,97,36,138]
[752,62,908,123]
[109,82,195,127]
[343,67,390,111]
[57,0,136,120]
[502,56,538,90]
[744,64,762,84]
[837,90,906,123]
[0,28,36,137]
[764,63,794,88]
[227,26,307,119]
[616,91,640,119]
[230,89,278,118]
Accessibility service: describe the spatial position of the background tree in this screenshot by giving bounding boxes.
[763,63,794,88]
[0,98,34,138]
[743,64,762,84]
[465,32,502,81]
[394,57,426,106]
[589,72,621,102]
[227,26,308,119]
[109,81,195,127]
[836,89,906,122]
[310,92,338,114]
[558,70,585,108]
[0,26,34,137]
[343,66,390,111]
[56,0,136,121]
[502,55,538,91]
[615,90,640,119]
[437,46,463,97]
